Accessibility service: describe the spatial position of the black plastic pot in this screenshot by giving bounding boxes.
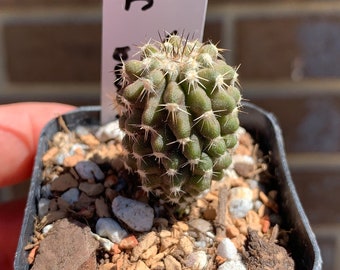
[14,103,322,269]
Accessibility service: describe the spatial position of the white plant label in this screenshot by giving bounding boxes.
[101,0,208,124]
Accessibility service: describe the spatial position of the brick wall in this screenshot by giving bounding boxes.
[1,1,340,269]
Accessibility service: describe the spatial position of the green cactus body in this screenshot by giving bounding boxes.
[115,35,241,207]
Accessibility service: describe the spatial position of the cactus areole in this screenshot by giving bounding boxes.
[115,34,242,210]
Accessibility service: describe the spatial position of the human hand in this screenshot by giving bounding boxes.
[0,102,76,269]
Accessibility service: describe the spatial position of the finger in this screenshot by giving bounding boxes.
[0,102,76,187]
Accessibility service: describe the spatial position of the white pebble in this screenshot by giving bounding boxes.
[42,224,53,235]
[91,232,114,251]
[69,143,88,155]
[232,154,255,166]
[95,121,124,142]
[38,198,50,218]
[61,188,80,204]
[188,218,213,233]
[95,217,128,243]
[217,238,238,260]
[185,251,208,270]
[75,126,90,136]
[229,187,253,218]
[254,200,263,211]
[194,240,207,249]
[111,196,154,232]
[75,160,105,181]
[218,260,247,270]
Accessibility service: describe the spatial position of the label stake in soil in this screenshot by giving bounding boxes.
[100,0,208,124]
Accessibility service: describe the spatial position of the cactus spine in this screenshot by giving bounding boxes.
[115,35,241,208]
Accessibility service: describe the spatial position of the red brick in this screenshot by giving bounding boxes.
[0,0,99,8]
[291,167,340,224]
[203,19,223,44]
[235,15,340,79]
[315,236,336,270]
[3,21,101,83]
[246,94,340,153]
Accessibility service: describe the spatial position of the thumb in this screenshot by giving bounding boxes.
[0,102,76,187]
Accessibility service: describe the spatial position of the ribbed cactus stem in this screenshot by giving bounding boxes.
[115,34,242,210]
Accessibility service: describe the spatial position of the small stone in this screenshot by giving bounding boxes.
[79,182,105,196]
[91,233,114,251]
[164,255,182,270]
[95,121,124,142]
[42,224,53,235]
[246,210,262,232]
[95,197,111,217]
[174,221,189,232]
[119,235,138,250]
[31,219,99,270]
[159,230,172,238]
[98,262,115,270]
[140,244,158,260]
[150,261,165,270]
[63,153,85,167]
[40,184,52,198]
[112,196,154,232]
[179,236,194,255]
[42,146,59,164]
[233,155,256,177]
[229,187,253,218]
[160,237,178,251]
[75,160,105,181]
[79,133,100,148]
[185,251,208,270]
[95,218,128,243]
[38,198,50,218]
[44,210,68,225]
[260,216,271,233]
[188,218,213,233]
[203,206,217,220]
[218,260,247,270]
[217,238,238,260]
[194,240,207,249]
[135,260,151,270]
[104,174,118,187]
[50,173,78,192]
[226,225,240,238]
[75,192,95,209]
[61,187,80,204]
[131,231,159,262]
[57,197,70,210]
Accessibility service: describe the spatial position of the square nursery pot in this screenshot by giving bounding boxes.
[14,102,322,270]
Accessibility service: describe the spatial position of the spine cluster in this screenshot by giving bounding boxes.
[115,35,242,208]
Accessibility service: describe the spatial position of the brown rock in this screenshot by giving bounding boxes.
[79,134,100,148]
[32,218,99,270]
[98,262,115,270]
[95,197,111,217]
[63,153,85,167]
[244,230,294,270]
[79,182,104,196]
[160,237,178,252]
[136,260,151,270]
[74,192,95,209]
[119,235,138,250]
[131,231,159,262]
[140,244,158,260]
[179,236,194,255]
[50,173,78,192]
[164,255,182,270]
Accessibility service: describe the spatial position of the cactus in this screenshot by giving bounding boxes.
[115,34,241,209]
